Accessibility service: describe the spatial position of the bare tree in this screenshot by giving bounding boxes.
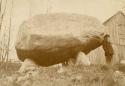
[28,0,32,17]
[46,0,52,14]
[5,0,13,63]
[0,0,8,63]
[0,0,7,31]
[0,0,13,65]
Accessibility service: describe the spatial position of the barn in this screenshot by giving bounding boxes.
[87,11,125,65]
[103,11,125,64]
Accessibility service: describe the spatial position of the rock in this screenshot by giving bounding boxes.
[18,58,39,73]
[15,13,108,66]
[113,71,125,86]
[75,51,91,66]
[57,67,65,73]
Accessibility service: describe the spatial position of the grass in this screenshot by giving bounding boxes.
[0,62,21,77]
[0,62,123,86]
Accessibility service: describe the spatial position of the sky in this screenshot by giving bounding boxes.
[12,0,125,24]
[11,0,125,45]
[1,0,125,59]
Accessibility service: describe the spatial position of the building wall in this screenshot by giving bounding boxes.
[104,12,125,64]
[87,12,125,65]
[87,47,106,64]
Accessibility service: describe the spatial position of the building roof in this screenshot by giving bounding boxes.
[103,11,125,24]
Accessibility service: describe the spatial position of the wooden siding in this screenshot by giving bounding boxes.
[87,11,125,65]
[87,47,106,64]
[104,12,125,45]
[103,11,125,64]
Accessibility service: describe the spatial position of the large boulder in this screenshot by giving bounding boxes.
[15,13,108,66]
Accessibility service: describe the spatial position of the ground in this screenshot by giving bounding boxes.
[0,62,124,86]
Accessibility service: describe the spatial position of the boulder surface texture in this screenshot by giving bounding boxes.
[15,13,107,66]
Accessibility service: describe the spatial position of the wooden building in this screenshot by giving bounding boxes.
[88,11,125,64]
[103,11,125,64]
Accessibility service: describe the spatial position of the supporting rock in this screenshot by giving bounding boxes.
[18,58,39,73]
[75,51,91,66]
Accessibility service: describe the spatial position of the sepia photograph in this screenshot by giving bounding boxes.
[0,0,125,86]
